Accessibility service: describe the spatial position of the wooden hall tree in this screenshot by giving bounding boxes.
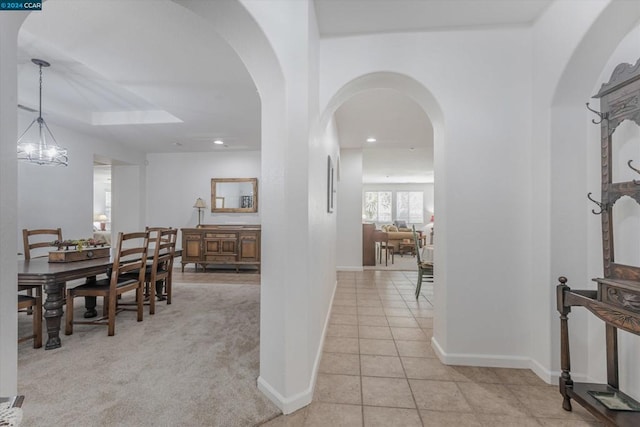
[557,58,640,426]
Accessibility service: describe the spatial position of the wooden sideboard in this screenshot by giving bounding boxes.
[180,225,261,273]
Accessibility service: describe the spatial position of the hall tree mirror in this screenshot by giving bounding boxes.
[612,196,640,267]
[610,120,640,268]
[211,178,258,213]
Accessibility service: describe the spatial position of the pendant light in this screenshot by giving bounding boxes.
[17,58,68,166]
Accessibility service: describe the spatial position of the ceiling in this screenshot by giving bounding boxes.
[314,0,552,37]
[17,0,552,182]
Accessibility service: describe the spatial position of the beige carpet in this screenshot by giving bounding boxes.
[17,278,280,426]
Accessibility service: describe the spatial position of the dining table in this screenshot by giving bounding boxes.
[18,256,112,350]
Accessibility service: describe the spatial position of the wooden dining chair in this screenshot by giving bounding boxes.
[65,231,149,336]
[141,227,177,314]
[20,228,63,311]
[18,294,42,348]
[412,225,433,298]
[373,230,394,266]
[22,228,63,261]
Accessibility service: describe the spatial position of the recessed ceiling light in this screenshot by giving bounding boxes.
[409,147,415,151]
[213,139,224,145]
[366,137,376,143]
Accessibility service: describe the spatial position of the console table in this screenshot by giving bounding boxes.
[180,225,260,272]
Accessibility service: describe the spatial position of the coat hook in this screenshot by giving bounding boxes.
[587,192,607,215]
[627,160,640,185]
[586,102,607,125]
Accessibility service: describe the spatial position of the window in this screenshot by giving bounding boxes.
[105,191,111,222]
[396,191,424,223]
[363,191,392,222]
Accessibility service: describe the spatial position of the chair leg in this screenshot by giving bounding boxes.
[148,280,156,315]
[136,286,144,322]
[108,293,116,336]
[415,272,423,299]
[166,277,172,305]
[65,291,74,335]
[33,295,42,348]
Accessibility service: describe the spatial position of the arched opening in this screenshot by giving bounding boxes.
[317,70,447,351]
[2,0,291,420]
[549,0,640,397]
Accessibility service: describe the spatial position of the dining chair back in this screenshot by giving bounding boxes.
[21,228,63,311]
[412,225,434,298]
[144,227,178,313]
[65,231,149,336]
[17,294,42,348]
[22,228,62,260]
[373,230,394,266]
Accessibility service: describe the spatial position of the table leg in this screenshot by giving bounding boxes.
[83,276,98,318]
[42,281,64,350]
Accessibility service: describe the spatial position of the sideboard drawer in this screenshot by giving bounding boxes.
[206,255,237,263]
[205,233,236,239]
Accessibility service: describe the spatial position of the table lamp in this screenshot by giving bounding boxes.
[97,214,108,231]
[193,198,207,227]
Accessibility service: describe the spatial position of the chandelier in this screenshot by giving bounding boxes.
[17,58,68,166]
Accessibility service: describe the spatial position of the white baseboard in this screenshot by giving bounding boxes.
[257,376,312,415]
[431,337,593,385]
[336,266,363,272]
[529,358,555,384]
[431,337,530,368]
[528,358,593,384]
[257,279,338,414]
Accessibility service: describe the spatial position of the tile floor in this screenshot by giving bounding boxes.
[262,270,603,427]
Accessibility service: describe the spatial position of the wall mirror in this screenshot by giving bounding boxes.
[211,178,258,213]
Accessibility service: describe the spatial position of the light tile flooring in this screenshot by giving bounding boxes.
[262,270,602,427]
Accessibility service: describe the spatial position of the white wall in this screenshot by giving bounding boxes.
[17,110,146,250]
[0,12,24,396]
[336,148,363,270]
[241,0,337,412]
[529,0,612,382]
[321,26,532,366]
[145,151,261,247]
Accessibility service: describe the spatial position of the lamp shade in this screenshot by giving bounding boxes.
[193,198,207,209]
[97,214,108,222]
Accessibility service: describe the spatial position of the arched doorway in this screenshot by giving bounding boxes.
[1,1,291,413]
[317,70,446,345]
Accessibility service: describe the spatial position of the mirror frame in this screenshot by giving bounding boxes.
[211,178,258,213]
